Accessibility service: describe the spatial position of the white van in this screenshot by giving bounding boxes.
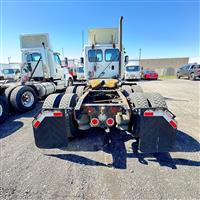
[125,65,142,80]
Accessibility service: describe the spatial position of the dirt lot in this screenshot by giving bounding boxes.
[0,79,199,200]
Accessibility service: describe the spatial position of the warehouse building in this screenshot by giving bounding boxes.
[130,57,189,75]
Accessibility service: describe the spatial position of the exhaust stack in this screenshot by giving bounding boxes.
[119,16,123,78]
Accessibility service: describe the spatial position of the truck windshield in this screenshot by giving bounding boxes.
[88,49,102,62]
[77,67,84,73]
[3,69,17,74]
[126,66,140,72]
[105,49,119,62]
[26,52,41,62]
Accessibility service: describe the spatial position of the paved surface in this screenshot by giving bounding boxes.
[0,79,200,200]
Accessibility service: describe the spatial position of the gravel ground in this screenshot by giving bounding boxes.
[0,79,200,200]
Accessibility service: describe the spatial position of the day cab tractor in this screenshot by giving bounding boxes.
[0,33,73,124]
[32,17,177,153]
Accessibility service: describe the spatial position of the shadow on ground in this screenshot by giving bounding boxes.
[0,103,42,139]
[164,97,189,102]
[46,128,200,169]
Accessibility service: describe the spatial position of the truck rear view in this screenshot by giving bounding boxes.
[32,17,177,153]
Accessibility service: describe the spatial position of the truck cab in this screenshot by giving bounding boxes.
[81,28,126,80]
[20,33,72,85]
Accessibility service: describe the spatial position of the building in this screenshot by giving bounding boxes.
[0,63,21,71]
[129,57,189,75]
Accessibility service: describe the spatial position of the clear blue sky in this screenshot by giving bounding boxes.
[0,0,199,63]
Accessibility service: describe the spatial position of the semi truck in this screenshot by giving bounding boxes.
[0,33,73,124]
[32,17,177,153]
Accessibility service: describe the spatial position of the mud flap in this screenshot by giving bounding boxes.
[32,109,68,149]
[133,108,177,153]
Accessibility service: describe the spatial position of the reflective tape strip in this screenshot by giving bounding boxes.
[144,109,177,129]
[34,111,62,127]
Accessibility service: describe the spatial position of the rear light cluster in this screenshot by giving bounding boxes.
[110,107,120,113]
[90,118,99,126]
[90,117,115,127]
[106,118,115,126]
[86,106,120,114]
[87,106,95,114]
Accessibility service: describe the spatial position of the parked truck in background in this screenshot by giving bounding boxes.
[124,64,142,80]
[1,68,21,81]
[0,33,73,124]
[32,17,177,154]
[177,63,200,80]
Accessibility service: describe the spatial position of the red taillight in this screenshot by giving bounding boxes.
[33,120,40,129]
[87,107,95,114]
[53,111,63,117]
[110,107,120,113]
[169,120,177,129]
[144,111,154,117]
[90,118,99,126]
[106,118,115,126]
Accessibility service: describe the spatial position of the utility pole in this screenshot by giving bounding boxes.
[8,57,11,68]
[139,48,141,65]
[8,57,11,64]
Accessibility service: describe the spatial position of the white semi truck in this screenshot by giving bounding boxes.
[0,33,73,124]
[32,17,177,153]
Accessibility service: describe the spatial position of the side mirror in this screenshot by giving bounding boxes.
[125,55,129,64]
[80,57,84,64]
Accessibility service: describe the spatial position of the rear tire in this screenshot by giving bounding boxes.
[177,73,181,79]
[4,86,17,111]
[0,96,9,124]
[10,86,37,112]
[145,93,167,108]
[128,93,149,108]
[59,93,78,138]
[75,86,85,98]
[42,93,63,109]
[65,86,76,94]
[189,73,195,81]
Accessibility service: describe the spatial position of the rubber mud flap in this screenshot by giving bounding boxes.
[136,109,176,153]
[33,110,68,149]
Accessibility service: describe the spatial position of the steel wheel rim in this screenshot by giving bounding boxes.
[21,91,34,107]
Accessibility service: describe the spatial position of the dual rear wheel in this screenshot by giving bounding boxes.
[5,85,37,112]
